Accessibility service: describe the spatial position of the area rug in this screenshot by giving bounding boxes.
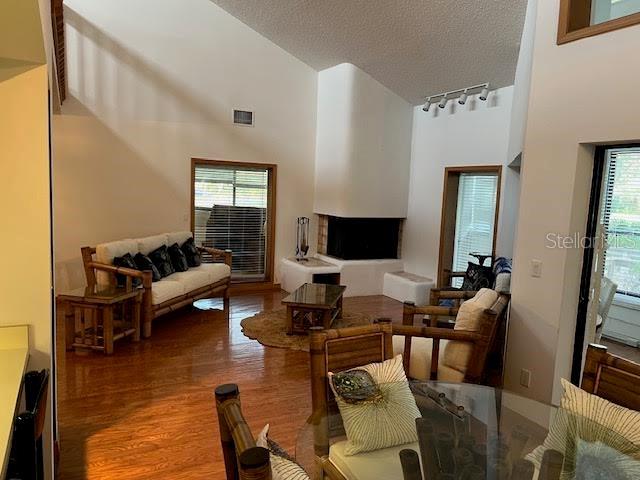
[240,309,371,352]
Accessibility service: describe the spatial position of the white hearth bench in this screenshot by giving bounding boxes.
[383,271,434,306]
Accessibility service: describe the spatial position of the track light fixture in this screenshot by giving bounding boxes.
[422,83,491,113]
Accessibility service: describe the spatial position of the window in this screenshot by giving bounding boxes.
[191,159,276,283]
[437,167,501,288]
[452,174,500,282]
[558,0,640,44]
[601,147,640,298]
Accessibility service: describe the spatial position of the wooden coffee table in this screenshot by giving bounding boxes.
[282,283,346,335]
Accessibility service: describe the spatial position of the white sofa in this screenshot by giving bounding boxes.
[82,231,232,337]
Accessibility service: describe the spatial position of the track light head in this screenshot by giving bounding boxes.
[479,85,490,101]
[438,96,448,109]
[422,98,432,112]
[458,90,468,105]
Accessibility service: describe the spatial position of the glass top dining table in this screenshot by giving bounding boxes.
[294,381,637,480]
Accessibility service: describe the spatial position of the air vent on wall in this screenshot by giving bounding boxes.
[233,109,254,126]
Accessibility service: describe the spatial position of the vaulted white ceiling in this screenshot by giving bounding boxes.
[210,0,528,105]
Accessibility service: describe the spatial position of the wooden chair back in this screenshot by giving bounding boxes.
[215,384,271,480]
[582,343,640,411]
[8,369,50,480]
[401,293,510,384]
[309,321,394,456]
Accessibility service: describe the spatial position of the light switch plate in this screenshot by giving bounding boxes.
[530,259,542,278]
[520,369,531,388]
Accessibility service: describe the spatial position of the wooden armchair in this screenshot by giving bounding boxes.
[400,292,510,385]
[215,384,272,480]
[582,343,640,411]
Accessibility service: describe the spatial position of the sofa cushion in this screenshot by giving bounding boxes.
[167,231,193,246]
[169,270,212,293]
[168,243,189,272]
[190,263,231,283]
[95,238,138,285]
[329,440,420,480]
[137,234,169,255]
[151,279,186,305]
[133,253,162,282]
[149,245,175,278]
[443,288,499,373]
[392,336,465,382]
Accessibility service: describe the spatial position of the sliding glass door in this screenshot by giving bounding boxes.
[191,159,276,283]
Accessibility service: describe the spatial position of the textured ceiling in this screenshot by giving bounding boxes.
[210,0,528,104]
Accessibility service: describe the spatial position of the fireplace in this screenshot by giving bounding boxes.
[318,216,402,260]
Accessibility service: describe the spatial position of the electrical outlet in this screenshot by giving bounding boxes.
[530,259,543,278]
[520,369,531,388]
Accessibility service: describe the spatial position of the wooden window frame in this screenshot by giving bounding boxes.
[436,166,502,288]
[190,158,277,286]
[558,0,640,45]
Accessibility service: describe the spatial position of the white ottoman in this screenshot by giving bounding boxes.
[383,271,434,306]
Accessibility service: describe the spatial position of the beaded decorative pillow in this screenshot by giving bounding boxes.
[328,355,420,455]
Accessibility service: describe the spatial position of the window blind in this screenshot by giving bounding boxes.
[193,164,269,282]
[451,173,499,286]
[602,148,640,298]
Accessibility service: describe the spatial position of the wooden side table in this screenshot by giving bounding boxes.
[58,285,142,354]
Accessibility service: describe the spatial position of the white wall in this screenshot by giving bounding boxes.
[54,0,318,291]
[497,0,538,259]
[0,3,52,477]
[401,87,515,279]
[506,0,640,403]
[314,63,413,218]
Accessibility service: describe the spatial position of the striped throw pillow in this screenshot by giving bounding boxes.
[328,354,420,455]
[526,379,640,469]
[256,424,309,480]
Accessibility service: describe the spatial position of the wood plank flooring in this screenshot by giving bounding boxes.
[56,292,403,479]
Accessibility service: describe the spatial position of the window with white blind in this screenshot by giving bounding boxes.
[602,147,640,298]
[192,160,275,282]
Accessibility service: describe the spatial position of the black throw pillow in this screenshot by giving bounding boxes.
[180,237,202,267]
[112,253,141,288]
[133,252,162,282]
[168,243,189,272]
[149,245,175,278]
[461,262,495,291]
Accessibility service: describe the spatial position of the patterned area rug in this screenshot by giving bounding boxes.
[240,309,371,352]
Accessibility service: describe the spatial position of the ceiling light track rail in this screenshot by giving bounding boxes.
[422,83,491,112]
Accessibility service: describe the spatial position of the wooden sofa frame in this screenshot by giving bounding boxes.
[81,245,232,337]
[215,384,272,480]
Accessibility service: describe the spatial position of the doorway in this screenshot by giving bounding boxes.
[573,145,640,382]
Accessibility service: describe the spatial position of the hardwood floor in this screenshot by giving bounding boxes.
[602,337,640,364]
[56,292,403,479]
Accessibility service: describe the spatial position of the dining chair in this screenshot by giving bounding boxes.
[582,343,640,411]
[215,384,271,480]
